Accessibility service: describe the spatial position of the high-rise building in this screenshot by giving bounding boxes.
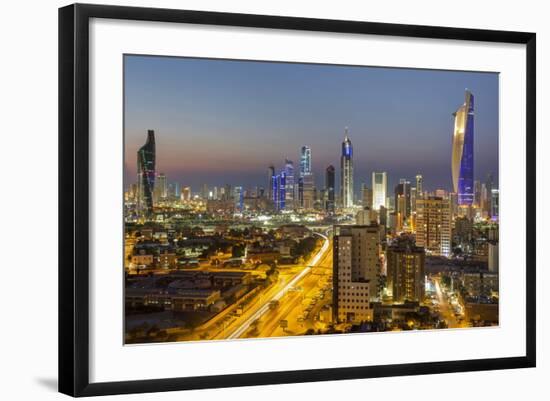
[452,90,475,206]
[416,196,452,257]
[415,174,423,198]
[156,173,167,201]
[325,165,335,212]
[387,235,425,303]
[302,173,315,209]
[340,129,354,208]
[234,186,243,211]
[488,241,499,272]
[278,171,286,210]
[201,184,209,200]
[137,129,156,216]
[474,180,482,207]
[333,225,381,323]
[361,184,373,210]
[181,186,191,202]
[284,159,295,209]
[300,146,312,176]
[394,179,411,219]
[267,165,275,201]
[372,172,387,210]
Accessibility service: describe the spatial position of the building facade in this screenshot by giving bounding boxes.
[372,171,387,210]
[137,129,156,217]
[333,225,381,323]
[387,235,425,303]
[416,196,452,257]
[340,130,354,208]
[325,165,335,212]
[452,90,475,206]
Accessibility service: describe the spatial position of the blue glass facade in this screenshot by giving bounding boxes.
[458,93,474,206]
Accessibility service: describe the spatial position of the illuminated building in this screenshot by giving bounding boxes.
[452,90,474,206]
[300,146,312,175]
[415,174,423,198]
[356,208,371,225]
[267,165,275,201]
[325,165,335,212]
[372,171,387,210]
[416,196,452,257]
[488,241,499,272]
[136,129,155,217]
[340,129,354,208]
[234,186,243,211]
[362,184,373,210]
[181,186,191,202]
[284,159,295,209]
[155,173,167,202]
[394,179,411,219]
[333,225,381,323]
[387,235,425,303]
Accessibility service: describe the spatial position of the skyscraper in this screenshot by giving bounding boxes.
[333,225,381,323]
[387,234,426,303]
[298,146,314,209]
[361,184,373,210]
[416,197,452,257]
[394,179,411,219]
[452,90,475,206]
[415,174,423,198]
[137,129,155,217]
[284,159,295,209]
[267,165,275,201]
[340,129,354,208]
[372,171,387,210]
[325,165,335,212]
[300,146,312,176]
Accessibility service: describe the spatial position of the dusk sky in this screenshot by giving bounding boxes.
[124,55,499,194]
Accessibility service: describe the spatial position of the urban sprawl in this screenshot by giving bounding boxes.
[124,90,499,344]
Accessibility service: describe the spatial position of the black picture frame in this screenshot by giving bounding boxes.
[59,3,536,397]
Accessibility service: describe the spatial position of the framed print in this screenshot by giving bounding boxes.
[58,3,536,397]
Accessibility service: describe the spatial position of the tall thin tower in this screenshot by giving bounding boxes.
[137,129,156,217]
[340,128,354,208]
[452,90,474,206]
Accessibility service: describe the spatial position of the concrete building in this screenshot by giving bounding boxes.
[333,225,381,323]
[416,196,452,257]
[386,235,425,303]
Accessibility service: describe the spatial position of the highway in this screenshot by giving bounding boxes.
[223,232,331,340]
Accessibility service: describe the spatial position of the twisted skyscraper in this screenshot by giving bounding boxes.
[137,130,156,216]
[452,90,474,206]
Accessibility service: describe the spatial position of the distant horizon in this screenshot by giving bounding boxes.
[124,55,499,193]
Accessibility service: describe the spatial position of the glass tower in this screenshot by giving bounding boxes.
[340,129,354,208]
[372,171,387,210]
[137,129,155,217]
[452,90,475,206]
[325,165,335,212]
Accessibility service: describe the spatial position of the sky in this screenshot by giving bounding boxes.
[124,55,499,194]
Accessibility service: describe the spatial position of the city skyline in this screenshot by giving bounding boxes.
[124,55,499,193]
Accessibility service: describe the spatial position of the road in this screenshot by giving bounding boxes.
[222,232,331,340]
[433,276,468,329]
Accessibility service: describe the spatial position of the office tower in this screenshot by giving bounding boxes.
[410,187,417,213]
[340,129,354,208]
[435,189,447,199]
[416,196,452,257]
[173,182,181,199]
[181,186,191,202]
[394,179,411,219]
[300,146,312,176]
[156,173,167,200]
[379,205,388,227]
[234,186,243,211]
[302,173,315,209]
[277,171,286,210]
[387,235,425,303]
[201,184,209,200]
[333,225,381,323]
[325,165,335,212]
[372,172,387,210]
[491,189,499,219]
[137,129,156,216]
[452,90,475,206]
[212,186,218,201]
[284,159,295,209]
[415,174,423,198]
[474,180,482,207]
[362,184,373,210]
[267,165,275,201]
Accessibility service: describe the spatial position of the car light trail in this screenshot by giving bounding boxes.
[226,232,329,339]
